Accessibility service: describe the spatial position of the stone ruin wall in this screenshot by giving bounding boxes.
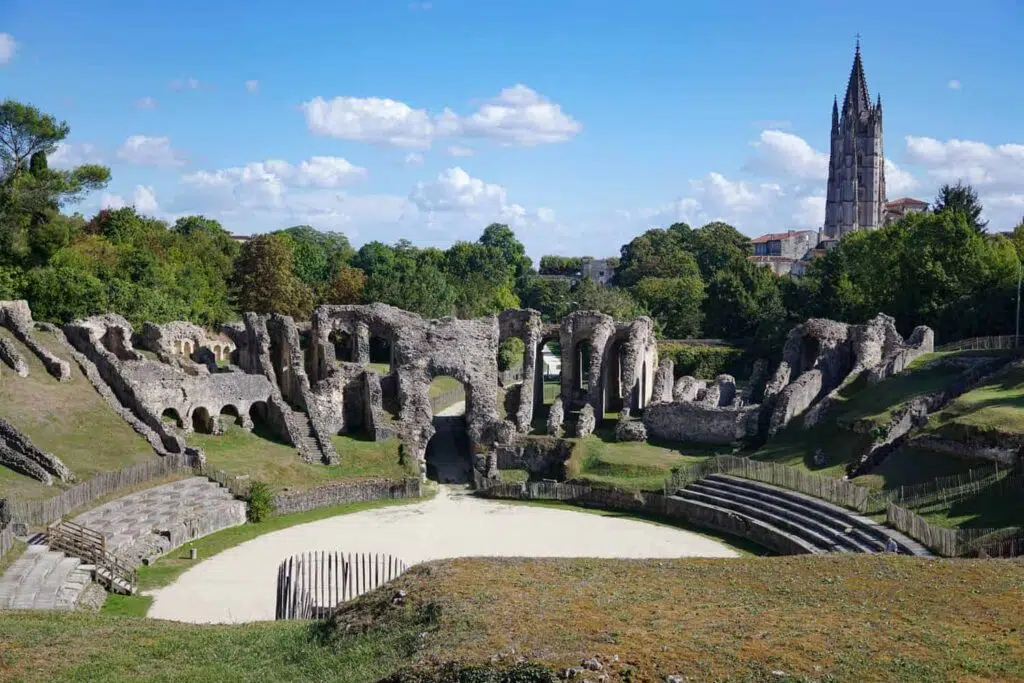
[0,300,71,382]
[138,320,236,366]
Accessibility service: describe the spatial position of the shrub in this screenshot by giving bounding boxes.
[245,480,275,522]
[658,342,753,379]
[497,337,525,371]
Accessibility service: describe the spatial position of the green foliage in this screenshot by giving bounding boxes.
[245,480,275,522]
[632,274,705,338]
[538,255,581,276]
[519,275,575,322]
[273,225,354,290]
[933,181,987,233]
[324,263,367,304]
[232,234,315,318]
[497,337,525,371]
[383,662,559,683]
[658,343,752,379]
[573,277,643,319]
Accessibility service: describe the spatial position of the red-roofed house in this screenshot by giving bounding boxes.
[884,197,930,223]
[748,230,817,276]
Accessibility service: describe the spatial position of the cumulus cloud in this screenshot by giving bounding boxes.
[136,97,158,110]
[948,80,962,90]
[245,79,260,94]
[170,77,203,91]
[101,185,160,215]
[744,130,828,180]
[0,33,16,65]
[48,142,104,169]
[116,135,186,167]
[301,84,580,149]
[885,159,918,196]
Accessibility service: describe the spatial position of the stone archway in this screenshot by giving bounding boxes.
[424,375,471,484]
[191,407,215,434]
[220,404,241,428]
[602,338,625,417]
[161,408,183,429]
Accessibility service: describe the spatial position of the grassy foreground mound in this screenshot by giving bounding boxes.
[3,556,1023,682]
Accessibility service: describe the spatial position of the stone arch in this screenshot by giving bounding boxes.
[573,339,593,392]
[329,329,353,363]
[368,334,393,372]
[219,404,241,427]
[533,337,561,418]
[602,337,626,416]
[161,407,183,429]
[191,406,215,434]
[425,374,471,484]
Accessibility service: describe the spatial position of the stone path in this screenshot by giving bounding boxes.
[148,485,740,624]
[73,476,246,565]
[0,545,90,610]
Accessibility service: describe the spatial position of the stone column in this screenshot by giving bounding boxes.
[354,322,370,365]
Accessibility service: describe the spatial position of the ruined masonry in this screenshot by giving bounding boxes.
[0,299,932,487]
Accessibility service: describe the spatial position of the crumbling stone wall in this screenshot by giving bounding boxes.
[650,359,674,405]
[494,435,575,480]
[138,321,236,365]
[644,401,760,444]
[0,417,74,485]
[498,309,541,432]
[0,300,71,381]
[0,337,28,376]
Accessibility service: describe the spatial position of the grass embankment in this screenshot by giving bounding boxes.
[752,352,979,482]
[3,555,1023,681]
[922,363,1024,441]
[0,328,157,501]
[567,426,730,492]
[190,424,413,493]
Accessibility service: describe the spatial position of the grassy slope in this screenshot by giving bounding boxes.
[752,352,977,484]
[924,363,1024,439]
[0,328,157,501]
[2,556,1022,682]
[190,424,412,492]
[568,426,730,492]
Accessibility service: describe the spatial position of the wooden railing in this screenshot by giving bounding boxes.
[275,551,409,620]
[936,335,1022,352]
[47,519,137,594]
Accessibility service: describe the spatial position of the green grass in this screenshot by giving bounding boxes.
[190,424,413,493]
[0,328,158,501]
[568,426,728,491]
[367,362,391,375]
[3,555,1023,682]
[924,363,1024,440]
[428,375,462,399]
[497,468,529,483]
[101,594,153,617]
[0,540,26,576]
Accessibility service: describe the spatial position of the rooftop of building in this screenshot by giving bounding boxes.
[750,230,818,244]
[885,197,930,209]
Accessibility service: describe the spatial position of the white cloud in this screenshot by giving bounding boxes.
[245,79,260,94]
[136,97,158,110]
[459,85,582,147]
[948,79,962,90]
[170,77,203,91]
[745,130,828,180]
[101,185,160,215]
[447,145,474,157]
[404,152,424,167]
[0,33,16,65]
[885,159,918,196]
[116,135,186,167]
[48,142,104,169]
[301,84,580,149]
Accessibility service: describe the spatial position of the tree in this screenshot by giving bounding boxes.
[933,181,987,233]
[273,225,354,290]
[323,263,367,305]
[231,234,314,317]
[573,277,643,319]
[632,276,705,338]
[479,223,531,279]
[615,224,697,287]
[519,275,575,322]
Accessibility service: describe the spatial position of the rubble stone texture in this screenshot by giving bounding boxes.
[0,417,74,485]
[0,300,71,381]
[0,337,28,376]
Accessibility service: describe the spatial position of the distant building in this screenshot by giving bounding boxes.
[230,233,254,244]
[748,230,817,276]
[884,197,930,223]
[580,257,615,286]
[541,346,561,378]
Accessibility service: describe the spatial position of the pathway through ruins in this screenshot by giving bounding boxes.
[147,484,739,623]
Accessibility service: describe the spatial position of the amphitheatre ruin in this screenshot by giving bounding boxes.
[1,296,1023,673]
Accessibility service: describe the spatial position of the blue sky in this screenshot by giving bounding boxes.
[2,0,1022,259]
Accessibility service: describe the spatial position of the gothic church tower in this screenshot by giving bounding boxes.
[823,41,886,240]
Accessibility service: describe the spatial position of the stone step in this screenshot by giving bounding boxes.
[1,547,81,611]
[678,488,842,552]
[702,474,931,556]
[686,481,878,553]
[32,556,81,609]
[669,495,827,555]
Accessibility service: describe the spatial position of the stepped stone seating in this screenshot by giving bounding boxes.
[0,545,91,610]
[72,476,246,566]
[675,474,931,556]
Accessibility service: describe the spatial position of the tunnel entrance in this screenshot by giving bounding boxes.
[424,375,471,484]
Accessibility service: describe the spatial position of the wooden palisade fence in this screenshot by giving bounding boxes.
[936,335,1023,352]
[275,551,409,620]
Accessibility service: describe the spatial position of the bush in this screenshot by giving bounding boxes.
[658,342,752,379]
[497,337,525,371]
[245,480,275,522]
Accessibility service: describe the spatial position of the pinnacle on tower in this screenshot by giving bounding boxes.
[832,96,839,132]
[843,40,870,113]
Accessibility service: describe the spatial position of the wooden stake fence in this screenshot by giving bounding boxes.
[275,551,409,620]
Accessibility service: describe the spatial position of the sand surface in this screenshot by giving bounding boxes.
[147,486,739,623]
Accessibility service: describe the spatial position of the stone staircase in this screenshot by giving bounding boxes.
[675,474,931,556]
[0,545,91,610]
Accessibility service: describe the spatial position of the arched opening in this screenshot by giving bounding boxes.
[192,407,215,434]
[425,375,471,484]
[533,339,561,428]
[161,407,183,429]
[368,335,393,374]
[329,330,353,363]
[573,340,593,392]
[248,400,275,439]
[220,405,241,427]
[602,339,624,417]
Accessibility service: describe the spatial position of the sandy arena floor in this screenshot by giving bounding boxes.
[147,486,739,623]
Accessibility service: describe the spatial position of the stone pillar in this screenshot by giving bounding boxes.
[354,322,370,365]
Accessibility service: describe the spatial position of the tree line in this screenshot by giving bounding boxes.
[2,98,1022,356]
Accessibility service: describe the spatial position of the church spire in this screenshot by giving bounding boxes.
[843,39,870,113]
[832,96,839,133]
